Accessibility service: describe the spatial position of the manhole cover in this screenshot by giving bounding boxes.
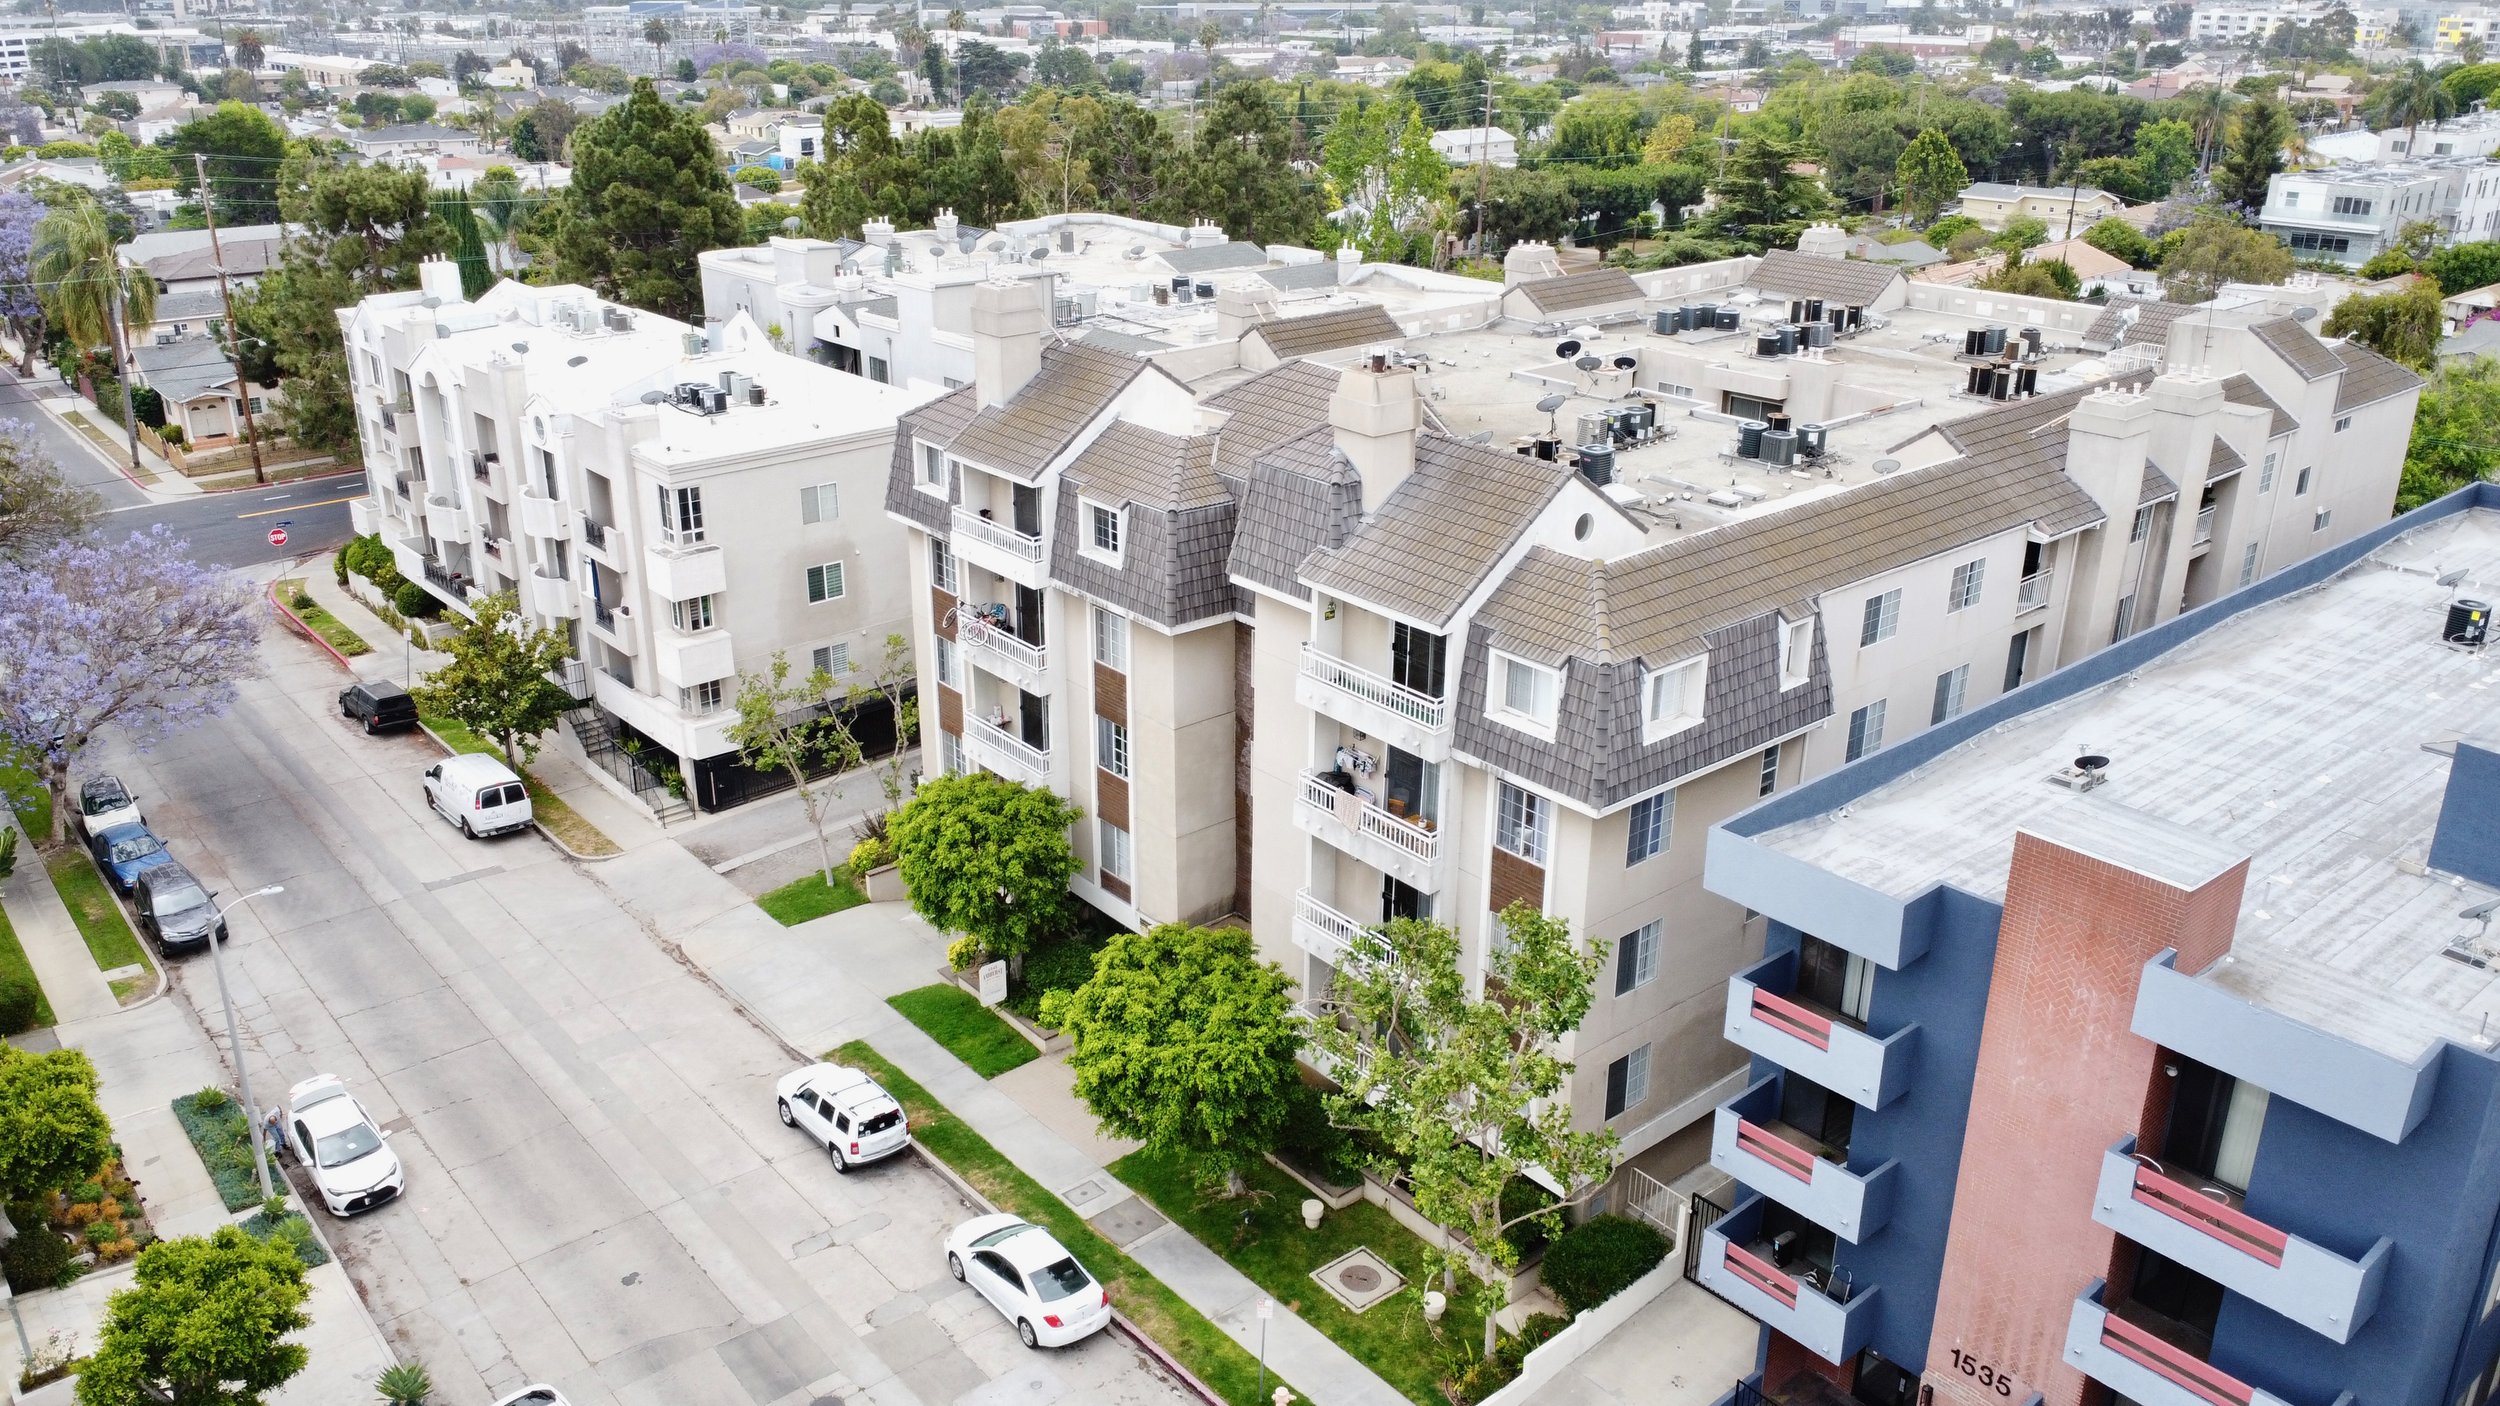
[1339,1264,1381,1292]
[1310,1247,1404,1313]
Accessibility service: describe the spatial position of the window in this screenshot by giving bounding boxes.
[2282,191,2300,207]
[2334,414,2352,433]
[1085,500,1123,560]
[813,643,851,677]
[2239,542,2260,587]
[1097,715,1129,779]
[867,355,889,384]
[2130,504,2155,543]
[2259,452,2276,493]
[2114,592,2138,641]
[246,396,265,415]
[1614,920,1662,996]
[935,636,959,687]
[681,679,723,713]
[1603,1045,1650,1120]
[1495,781,1549,865]
[801,482,840,521]
[2285,230,2350,255]
[1777,616,1814,689]
[1625,791,1672,864]
[941,729,965,775]
[1099,819,1132,881]
[1859,589,1900,646]
[806,561,847,602]
[2295,466,2312,496]
[1759,744,1780,797]
[1797,934,1874,1023]
[1931,664,1969,724]
[1392,623,1447,699]
[1092,606,1129,671]
[931,537,959,594]
[2314,508,2333,532]
[671,594,716,631]
[658,484,705,545]
[2331,194,2373,216]
[918,443,947,492]
[1846,700,1886,761]
[1495,654,1560,726]
[1947,558,1985,612]
[1642,656,1707,739]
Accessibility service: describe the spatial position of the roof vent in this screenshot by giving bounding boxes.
[2048,754,2111,792]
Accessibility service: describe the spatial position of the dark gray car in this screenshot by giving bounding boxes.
[132,863,226,956]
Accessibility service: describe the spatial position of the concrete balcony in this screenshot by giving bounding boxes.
[1694,1196,1878,1365]
[1294,643,1452,762]
[425,492,470,539]
[587,602,636,653]
[954,610,1050,695]
[518,487,570,540]
[644,540,726,601]
[1711,1078,1898,1243]
[963,720,1050,786]
[527,568,577,619]
[1293,770,1447,894]
[578,515,618,559]
[1292,889,1386,971]
[1724,953,1917,1110]
[2194,504,2217,548]
[2092,1138,2389,1343]
[2064,1280,2342,1406]
[2018,568,2053,613]
[653,625,735,691]
[950,506,1048,590]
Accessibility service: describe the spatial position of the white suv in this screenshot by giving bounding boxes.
[774,1062,909,1172]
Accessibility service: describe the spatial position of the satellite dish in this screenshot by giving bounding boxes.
[1574,355,1602,372]
[985,237,1008,252]
[1554,339,1582,359]
[1611,354,1637,371]
[2292,305,2318,321]
[781,215,802,233]
[2438,567,2469,588]
[421,295,442,308]
[1125,244,1146,258]
[638,389,665,405]
[1466,430,1493,445]
[511,341,529,353]
[1030,248,1051,263]
[959,232,977,252]
[1571,324,1599,341]
[567,355,588,367]
[1534,393,1568,413]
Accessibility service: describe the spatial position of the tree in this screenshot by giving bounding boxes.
[2321,279,2443,370]
[954,39,1023,96]
[1309,903,1618,1357]
[0,190,45,373]
[411,591,571,775]
[0,419,98,561]
[2428,241,2500,296]
[2080,215,2152,267]
[437,193,491,298]
[75,1226,309,1406]
[1707,131,1827,250]
[32,200,151,441]
[726,649,880,888]
[2213,97,2289,210]
[0,1046,111,1203]
[1177,84,1321,248]
[889,771,1081,972]
[1992,213,2049,251]
[643,15,673,70]
[551,80,743,320]
[2159,212,2293,304]
[2368,60,2456,158]
[2402,356,2500,510]
[1977,253,2079,299]
[231,29,263,70]
[1040,922,1301,1195]
[164,102,289,224]
[0,526,258,846]
[1895,127,1967,224]
[509,99,579,163]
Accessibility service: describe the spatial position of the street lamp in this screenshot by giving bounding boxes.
[207,884,284,1201]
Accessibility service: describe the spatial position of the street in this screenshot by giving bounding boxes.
[95,610,1191,1406]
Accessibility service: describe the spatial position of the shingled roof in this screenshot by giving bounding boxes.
[1301,440,1579,626]
[2220,373,2298,439]
[883,384,980,534]
[1228,428,1362,602]
[2209,438,2246,478]
[1052,422,1243,626]
[1248,305,1405,360]
[940,342,1151,481]
[1061,420,1228,511]
[2249,316,2344,381]
[1205,361,1337,469]
[1747,249,1903,308]
[2083,296,2189,348]
[1509,267,1646,315]
[2329,339,2425,413]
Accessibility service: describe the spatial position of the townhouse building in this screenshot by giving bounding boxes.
[2258,158,2496,266]
[1691,479,2500,1406]
[344,263,929,813]
[882,244,2424,1185]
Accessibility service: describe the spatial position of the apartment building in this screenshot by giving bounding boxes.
[1691,480,2500,1406]
[883,244,2425,1182]
[2257,159,2485,267]
[343,263,929,812]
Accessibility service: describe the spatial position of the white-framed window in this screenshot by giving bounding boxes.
[931,537,959,594]
[1099,819,1132,880]
[2259,452,2277,493]
[1093,605,1129,671]
[1846,699,1886,761]
[917,443,947,493]
[801,482,840,522]
[1931,664,1969,724]
[1641,656,1707,740]
[1083,499,1124,562]
[680,679,724,713]
[1495,781,1549,865]
[2114,592,2138,641]
[940,729,965,775]
[658,484,705,545]
[1625,791,1672,864]
[1614,919,1662,995]
[813,643,851,677]
[1947,558,1985,612]
[2239,542,2260,587]
[2334,414,2352,433]
[1097,715,1129,778]
[671,594,716,631]
[2314,508,2333,532]
[806,561,847,602]
[1859,589,1900,646]
[934,636,959,687]
[2295,466,2312,496]
[2130,505,2155,543]
[1777,616,1814,689]
[1604,1045,1650,1119]
[1492,652,1561,729]
[2332,194,2372,216]
[1759,744,1780,797]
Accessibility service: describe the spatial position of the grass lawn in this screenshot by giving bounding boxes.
[757,868,868,925]
[0,898,56,1030]
[418,714,621,857]
[885,983,1038,1078]
[834,1041,1286,1406]
[45,849,154,1001]
[1,757,52,837]
[273,578,372,656]
[1112,1144,1486,1406]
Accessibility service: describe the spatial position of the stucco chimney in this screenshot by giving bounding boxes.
[1331,352,1421,514]
[1503,240,1561,288]
[1187,219,1227,248]
[972,276,1049,409]
[1215,283,1277,341]
[862,217,895,247]
[417,257,464,305]
[1795,222,1851,258]
[934,208,959,245]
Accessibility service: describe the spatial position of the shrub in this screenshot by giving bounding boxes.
[1540,1214,1668,1314]
[945,935,985,971]
[289,587,314,611]
[1274,1080,1362,1186]
[848,835,894,871]
[391,580,436,618]
[2,1216,71,1292]
[1500,1174,1558,1258]
[732,164,781,191]
[0,974,38,1035]
[333,548,350,586]
[191,1086,229,1112]
[1488,1311,1569,1372]
[1445,1350,1517,1405]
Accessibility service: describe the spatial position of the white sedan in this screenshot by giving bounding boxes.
[283,1075,404,1217]
[489,1389,570,1406]
[944,1214,1114,1348]
[774,1062,909,1172]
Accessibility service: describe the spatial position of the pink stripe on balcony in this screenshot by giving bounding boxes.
[2101,1312,2254,1406]
[1750,987,1833,1051]
[1723,1244,1800,1309]
[1736,1121,1819,1183]
[2132,1170,2289,1268]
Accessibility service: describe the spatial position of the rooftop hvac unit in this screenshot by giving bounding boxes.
[1575,444,1615,485]
[1654,310,1677,335]
[603,306,630,331]
[1076,290,1098,318]
[1714,307,1740,331]
[1804,297,1824,323]
[1761,429,1798,466]
[1984,326,2008,355]
[1153,284,1170,305]
[1777,324,1800,355]
[1576,412,1611,446]
[1962,327,1986,357]
[706,388,729,414]
[1737,420,1767,458]
[2022,327,2043,359]
[682,332,706,356]
[729,373,753,401]
[1054,296,1079,324]
[2448,599,2491,647]
[1805,322,1833,349]
[1755,330,1783,358]
[1765,412,1791,434]
[748,383,766,405]
[1797,423,1828,457]
[1060,229,1075,252]
[1194,280,1216,300]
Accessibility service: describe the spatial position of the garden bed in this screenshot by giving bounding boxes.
[238,1204,330,1268]
[170,1088,271,1212]
[885,983,1038,1077]
[4,1151,155,1293]
[273,578,372,657]
[45,847,155,1003]
[756,867,868,925]
[939,965,1068,1055]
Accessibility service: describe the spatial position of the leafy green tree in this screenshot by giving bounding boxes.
[230,29,264,70]
[954,39,1024,96]
[2428,241,2500,296]
[508,98,580,163]
[889,771,1081,972]
[1453,163,1574,250]
[411,590,574,775]
[1977,253,2079,299]
[0,1046,111,1202]
[550,80,743,319]
[2359,248,2420,280]
[2367,60,2456,158]
[33,200,153,387]
[2321,279,2443,370]
[2130,117,2196,195]
[1895,127,1967,224]
[1177,84,1320,247]
[1992,213,2048,251]
[2159,212,2293,304]
[1545,89,1645,167]
[1707,132,1827,250]
[164,102,288,224]
[2080,215,2151,267]
[1041,922,1300,1196]
[75,1226,309,1406]
[1310,903,1618,1358]
[471,167,526,271]
[726,646,906,887]
[2213,97,2288,210]
[2402,356,2500,509]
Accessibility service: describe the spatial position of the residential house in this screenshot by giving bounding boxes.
[1428,126,1519,169]
[1952,182,2128,233]
[132,337,277,446]
[121,224,287,299]
[349,124,485,166]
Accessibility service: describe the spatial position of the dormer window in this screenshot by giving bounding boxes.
[1082,498,1125,565]
[1778,616,1814,690]
[1491,651,1561,735]
[1641,655,1707,742]
[916,442,947,495]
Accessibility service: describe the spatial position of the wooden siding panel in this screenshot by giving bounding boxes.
[1489,846,1545,914]
[1095,662,1127,725]
[934,588,957,639]
[937,684,962,738]
[1097,770,1130,829]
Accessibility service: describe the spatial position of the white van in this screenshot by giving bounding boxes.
[422,754,534,839]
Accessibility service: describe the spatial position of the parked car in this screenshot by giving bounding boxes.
[943,1214,1113,1349]
[487,1390,569,1406]
[132,863,225,956]
[71,775,141,842]
[284,1074,403,1216]
[87,822,174,896]
[339,679,419,734]
[774,1062,909,1173]
[422,754,533,839]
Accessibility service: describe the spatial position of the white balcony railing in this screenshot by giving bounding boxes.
[965,721,1050,785]
[1293,889,1385,970]
[2194,505,2217,545]
[1299,771,1440,865]
[956,611,1048,674]
[1298,643,1448,732]
[951,506,1046,563]
[2017,568,2053,613]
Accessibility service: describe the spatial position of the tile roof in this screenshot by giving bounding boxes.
[2329,339,2425,413]
[1159,241,1270,274]
[941,342,1149,481]
[1075,327,1169,355]
[2082,296,2189,348]
[883,384,980,534]
[1911,383,2113,537]
[1301,439,1576,626]
[1510,267,1646,315]
[2249,316,2344,381]
[1747,249,1903,308]
[1227,428,1362,601]
[1061,420,1228,511]
[1248,304,1405,359]
[1204,361,1339,470]
[2209,438,2246,478]
[2220,373,2299,439]
[2140,459,2178,506]
[1052,426,1244,627]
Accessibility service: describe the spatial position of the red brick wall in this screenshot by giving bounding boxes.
[1923,832,2248,1406]
[1769,1332,1858,1395]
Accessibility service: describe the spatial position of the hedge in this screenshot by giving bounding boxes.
[1540,1213,1668,1315]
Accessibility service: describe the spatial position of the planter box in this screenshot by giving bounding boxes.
[941,967,1071,1054]
[863,863,906,903]
[1263,1151,1365,1211]
[1360,1171,1546,1304]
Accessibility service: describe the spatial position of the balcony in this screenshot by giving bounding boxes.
[950,505,1048,589]
[1693,1196,1879,1365]
[1293,770,1446,893]
[954,609,1050,693]
[1710,1078,1898,1243]
[470,453,492,484]
[1294,643,1451,761]
[425,491,470,539]
[527,568,577,619]
[653,625,736,692]
[963,720,1050,786]
[1292,889,1387,971]
[2092,1138,2388,1343]
[1724,953,1917,1109]
[643,539,726,600]
[2018,568,2053,613]
[588,602,635,652]
[2064,1280,2335,1406]
[579,515,615,554]
[2194,504,2217,547]
[518,487,570,540]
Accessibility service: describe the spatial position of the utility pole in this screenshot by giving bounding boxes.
[1471,77,1494,259]
[195,151,264,483]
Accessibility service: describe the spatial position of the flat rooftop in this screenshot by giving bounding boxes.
[1753,506,2500,1063]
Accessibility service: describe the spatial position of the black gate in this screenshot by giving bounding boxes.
[1684,1189,1730,1282]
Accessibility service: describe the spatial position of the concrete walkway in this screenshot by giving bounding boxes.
[0,813,122,1025]
[1519,1279,1757,1406]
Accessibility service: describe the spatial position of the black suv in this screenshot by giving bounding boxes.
[339,680,419,735]
[132,863,226,956]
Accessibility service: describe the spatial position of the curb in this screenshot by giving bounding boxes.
[266,579,356,673]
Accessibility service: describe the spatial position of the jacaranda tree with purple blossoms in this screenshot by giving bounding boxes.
[0,525,260,847]
[0,190,46,375]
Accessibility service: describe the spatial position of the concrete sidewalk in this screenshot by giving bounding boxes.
[30,390,195,496]
[0,813,122,1025]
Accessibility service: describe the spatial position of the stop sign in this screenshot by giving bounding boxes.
[267,526,287,548]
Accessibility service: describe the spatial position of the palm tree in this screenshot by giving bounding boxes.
[2463,35,2489,65]
[32,202,152,462]
[2186,83,2238,172]
[643,16,672,72]
[2370,60,2456,156]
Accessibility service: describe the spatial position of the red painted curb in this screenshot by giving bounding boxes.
[267,579,355,673]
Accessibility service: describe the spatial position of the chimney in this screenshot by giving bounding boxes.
[417,257,464,305]
[1215,283,1276,341]
[972,276,1049,409]
[1795,222,1851,258]
[1331,352,1421,514]
[863,217,895,247]
[1336,244,1362,274]
[1187,219,1227,248]
[934,207,959,245]
[1503,240,1561,288]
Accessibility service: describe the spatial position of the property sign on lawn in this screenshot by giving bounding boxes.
[978,960,1008,1007]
